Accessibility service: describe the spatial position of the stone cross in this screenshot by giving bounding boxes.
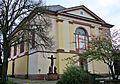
[48,55,56,74]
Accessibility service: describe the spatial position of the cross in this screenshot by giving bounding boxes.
[48,55,56,74]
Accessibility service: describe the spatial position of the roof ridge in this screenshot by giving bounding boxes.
[46,5,65,12]
[46,4,65,8]
[47,4,62,7]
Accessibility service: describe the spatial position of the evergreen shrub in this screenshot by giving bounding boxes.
[57,66,95,84]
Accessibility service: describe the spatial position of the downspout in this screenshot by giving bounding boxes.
[26,31,29,79]
[12,59,15,77]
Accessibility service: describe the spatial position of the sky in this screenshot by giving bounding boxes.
[43,0,120,31]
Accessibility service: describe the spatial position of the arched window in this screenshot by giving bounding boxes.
[75,28,88,70]
[75,28,88,53]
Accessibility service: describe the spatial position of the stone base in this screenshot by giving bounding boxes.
[28,74,47,80]
[15,74,28,79]
[11,74,60,80]
[47,74,60,80]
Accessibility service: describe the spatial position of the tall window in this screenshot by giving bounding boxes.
[14,45,17,56]
[75,28,88,53]
[9,48,11,58]
[20,42,24,53]
[31,31,35,48]
[29,26,36,49]
[20,36,24,53]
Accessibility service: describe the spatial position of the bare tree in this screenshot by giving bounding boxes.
[0,0,53,83]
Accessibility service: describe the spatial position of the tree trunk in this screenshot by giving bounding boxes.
[109,65,117,80]
[1,40,10,84]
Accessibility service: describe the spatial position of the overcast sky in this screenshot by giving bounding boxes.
[43,0,120,31]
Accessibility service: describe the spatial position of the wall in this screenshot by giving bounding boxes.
[63,21,70,52]
[14,56,28,75]
[56,53,75,74]
[93,60,108,74]
[7,61,13,75]
[67,9,95,19]
[56,14,109,74]
[28,51,57,74]
[7,7,111,77]
[37,52,56,74]
[28,52,38,74]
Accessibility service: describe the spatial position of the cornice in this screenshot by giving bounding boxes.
[57,12,113,28]
[56,19,64,22]
[72,20,94,28]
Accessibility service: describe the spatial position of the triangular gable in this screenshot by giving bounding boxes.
[58,5,105,23]
[67,9,95,20]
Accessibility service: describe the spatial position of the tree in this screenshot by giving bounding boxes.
[78,30,120,80]
[0,0,53,83]
[0,43,2,78]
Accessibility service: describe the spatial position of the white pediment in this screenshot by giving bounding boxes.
[67,9,95,20]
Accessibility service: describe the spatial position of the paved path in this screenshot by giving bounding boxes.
[8,77,57,84]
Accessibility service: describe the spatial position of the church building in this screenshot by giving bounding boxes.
[7,5,113,79]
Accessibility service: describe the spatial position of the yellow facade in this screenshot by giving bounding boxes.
[99,29,103,37]
[7,61,13,75]
[10,47,14,58]
[14,56,28,74]
[56,53,75,74]
[25,42,29,53]
[57,21,64,49]
[69,23,74,50]
[56,23,109,74]
[90,27,95,37]
[90,27,95,73]
[93,60,108,74]
[7,30,29,75]
[90,27,108,74]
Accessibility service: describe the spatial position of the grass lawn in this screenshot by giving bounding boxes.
[0,80,17,84]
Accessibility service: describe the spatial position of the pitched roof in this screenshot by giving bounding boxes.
[46,5,65,12]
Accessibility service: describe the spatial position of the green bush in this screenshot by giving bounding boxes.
[57,66,95,84]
